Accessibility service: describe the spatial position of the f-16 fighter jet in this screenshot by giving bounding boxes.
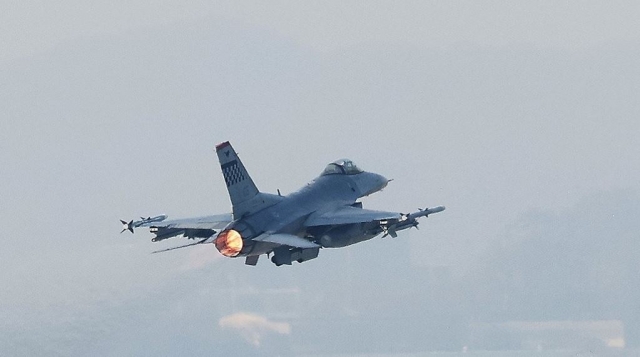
[121,142,444,266]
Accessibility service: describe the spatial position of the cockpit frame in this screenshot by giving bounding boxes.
[321,159,363,176]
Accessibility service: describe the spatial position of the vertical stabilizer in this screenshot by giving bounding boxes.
[216,142,282,219]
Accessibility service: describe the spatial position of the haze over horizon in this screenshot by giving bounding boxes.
[1,1,639,355]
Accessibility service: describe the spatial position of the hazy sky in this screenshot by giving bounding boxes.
[1,1,639,355]
[2,0,639,62]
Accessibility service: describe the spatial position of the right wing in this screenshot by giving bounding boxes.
[304,206,402,227]
[304,205,445,238]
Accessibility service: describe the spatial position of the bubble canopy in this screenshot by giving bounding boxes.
[321,159,364,176]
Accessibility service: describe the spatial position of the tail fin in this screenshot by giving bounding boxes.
[216,141,282,219]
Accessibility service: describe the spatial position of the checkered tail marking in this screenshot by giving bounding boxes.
[221,160,246,187]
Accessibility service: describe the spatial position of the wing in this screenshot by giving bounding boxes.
[304,205,445,238]
[304,206,402,227]
[143,214,233,242]
[141,214,232,230]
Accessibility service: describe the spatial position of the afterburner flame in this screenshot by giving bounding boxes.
[215,230,243,257]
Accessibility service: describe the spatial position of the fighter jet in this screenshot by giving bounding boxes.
[122,141,444,266]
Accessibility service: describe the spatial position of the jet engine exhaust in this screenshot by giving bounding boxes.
[215,230,243,257]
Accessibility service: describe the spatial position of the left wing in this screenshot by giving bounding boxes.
[140,214,232,230]
[122,213,233,242]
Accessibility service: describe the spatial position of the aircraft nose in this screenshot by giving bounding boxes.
[354,172,391,196]
[364,173,389,196]
[376,174,389,190]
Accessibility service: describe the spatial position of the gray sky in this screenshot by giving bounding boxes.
[2,1,639,62]
[1,1,639,355]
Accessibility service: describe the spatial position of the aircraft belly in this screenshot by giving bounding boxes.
[242,240,279,256]
[321,233,377,248]
[317,222,380,248]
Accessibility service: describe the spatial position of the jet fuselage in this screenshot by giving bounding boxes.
[232,170,388,256]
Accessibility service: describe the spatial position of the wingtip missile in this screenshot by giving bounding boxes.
[426,205,445,215]
[120,219,134,234]
[119,215,168,234]
[382,205,445,237]
[407,205,445,221]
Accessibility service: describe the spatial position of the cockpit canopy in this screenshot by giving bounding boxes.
[321,159,363,176]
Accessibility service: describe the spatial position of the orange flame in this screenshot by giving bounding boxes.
[215,230,243,257]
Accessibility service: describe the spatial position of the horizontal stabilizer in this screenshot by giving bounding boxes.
[151,238,209,253]
[253,233,320,249]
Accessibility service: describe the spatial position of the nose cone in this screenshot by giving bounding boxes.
[375,173,389,191]
[358,172,389,196]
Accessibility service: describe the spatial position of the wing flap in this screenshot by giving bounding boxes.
[304,206,401,227]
